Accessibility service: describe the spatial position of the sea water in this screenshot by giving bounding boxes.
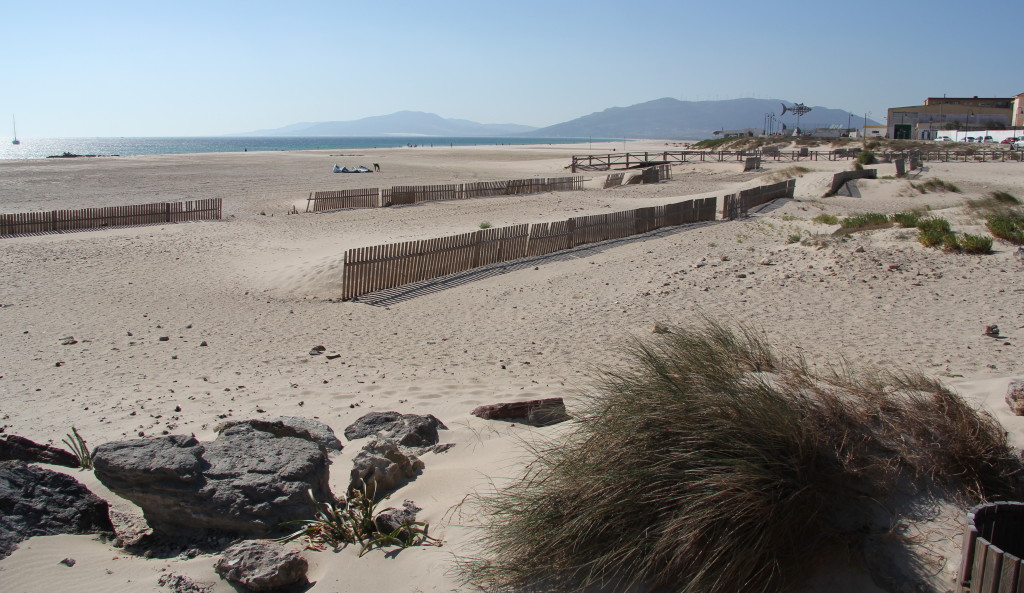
[0,136,604,161]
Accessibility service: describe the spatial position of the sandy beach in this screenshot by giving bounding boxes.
[1,140,1022,593]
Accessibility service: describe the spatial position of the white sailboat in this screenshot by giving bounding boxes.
[11,115,20,145]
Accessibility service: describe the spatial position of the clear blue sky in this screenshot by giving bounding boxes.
[5,0,1021,137]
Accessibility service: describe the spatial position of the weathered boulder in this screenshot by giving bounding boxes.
[217,417,342,452]
[344,412,447,448]
[471,397,570,426]
[0,434,80,467]
[350,438,424,497]
[93,422,332,538]
[0,461,114,558]
[374,499,422,535]
[1007,381,1024,416]
[214,539,308,592]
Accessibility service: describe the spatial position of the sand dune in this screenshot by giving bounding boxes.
[0,141,1021,592]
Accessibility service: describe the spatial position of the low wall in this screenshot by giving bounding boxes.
[827,169,878,196]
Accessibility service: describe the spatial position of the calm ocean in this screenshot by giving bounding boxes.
[0,136,601,161]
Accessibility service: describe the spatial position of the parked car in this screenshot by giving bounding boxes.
[982,136,995,143]
[1001,137,1019,144]
[1013,140,1024,150]
[936,136,952,142]
[964,137,976,143]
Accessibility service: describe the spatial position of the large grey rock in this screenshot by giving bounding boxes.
[350,439,424,497]
[374,499,421,535]
[344,412,447,448]
[93,422,331,538]
[214,539,308,592]
[218,417,342,452]
[0,461,114,558]
[1007,381,1024,416]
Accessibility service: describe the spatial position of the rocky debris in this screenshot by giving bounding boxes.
[218,417,342,452]
[59,557,76,567]
[344,412,447,448]
[652,322,671,334]
[59,336,78,345]
[1007,381,1024,416]
[308,345,326,356]
[374,499,422,535]
[350,438,424,496]
[0,461,114,558]
[471,397,571,427]
[0,434,80,467]
[1014,246,1024,264]
[984,324,1001,338]
[157,573,214,593]
[214,539,308,592]
[92,421,332,538]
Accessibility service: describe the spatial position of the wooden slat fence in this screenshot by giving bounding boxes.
[604,173,625,189]
[958,502,1024,593]
[722,180,796,220]
[307,189,379,212]
[827,169,877,196]
[0,198,222,237]
[341,193,721,300]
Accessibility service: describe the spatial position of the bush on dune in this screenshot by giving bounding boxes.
[464,321,1018,593]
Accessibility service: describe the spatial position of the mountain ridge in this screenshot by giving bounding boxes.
[233,99,882,139]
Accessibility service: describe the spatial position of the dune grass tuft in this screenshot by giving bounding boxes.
[463,321,1018,593]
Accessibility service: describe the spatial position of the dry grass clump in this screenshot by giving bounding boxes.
[760,165,811,183]
[463,321,1018,593]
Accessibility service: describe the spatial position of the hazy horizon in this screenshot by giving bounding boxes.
[5,0,1021,137]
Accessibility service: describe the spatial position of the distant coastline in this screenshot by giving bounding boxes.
[0,136,608,161]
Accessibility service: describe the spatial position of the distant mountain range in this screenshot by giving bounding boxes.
[235,99,881,140]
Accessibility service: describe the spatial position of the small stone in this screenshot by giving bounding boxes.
[309,345,326,356]
[199,341,208,347]
[60,337,77,346]
[158,336,170,342]
[1006,381,1024,416]
[736,273,747,278]
[652,322,670,334]
[984,325,1000,338]
[59,558,76,567]
[854,246,865,253]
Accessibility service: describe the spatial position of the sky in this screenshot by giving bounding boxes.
[5,0,1022,137]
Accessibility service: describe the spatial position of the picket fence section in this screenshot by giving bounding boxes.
[722,180,796,220]
[0,198,222,237]
[307,189,380,212]
[342,196,717,300]
[308,176,584,211]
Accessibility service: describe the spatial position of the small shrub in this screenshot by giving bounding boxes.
[918,228,951,247]
[987,215,1024,245]
[941,233,961,252]
[853,161,864,171]
[890,212,920,228]
[912,179,960,194]
[787,234,801,244]
[959,233,994,254]
[479,221,492,229]
[990,191,1020,205]
[62,427,93,470]
[841,213,890,229]
[916,217,952,233]
[856,150,876,165]
[812,213,839,225]
[277,485,440,555]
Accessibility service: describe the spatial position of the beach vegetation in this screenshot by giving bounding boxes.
[276,484,440,556]
[786,234,801,244]
[811,213,839,225]
[916,217,952,234]
[911,179,960,194]
[958,233,994,254]
[856,150,876,165]
[890,212,920,228]
[479,221,492,229]
[462,320,1018,593]
[761,166,811,183]
[918,227,952,248]
[840,212,890,229]
[62,427,93,470]
[986,215,1024,245]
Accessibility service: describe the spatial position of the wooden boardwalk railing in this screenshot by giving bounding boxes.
[0,198,222,237]
[341,195,720,300]
[570,149,1023,171]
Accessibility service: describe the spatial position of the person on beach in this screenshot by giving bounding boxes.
[373,163,380,172]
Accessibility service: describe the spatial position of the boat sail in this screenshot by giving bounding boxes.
[11,116,19,145]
